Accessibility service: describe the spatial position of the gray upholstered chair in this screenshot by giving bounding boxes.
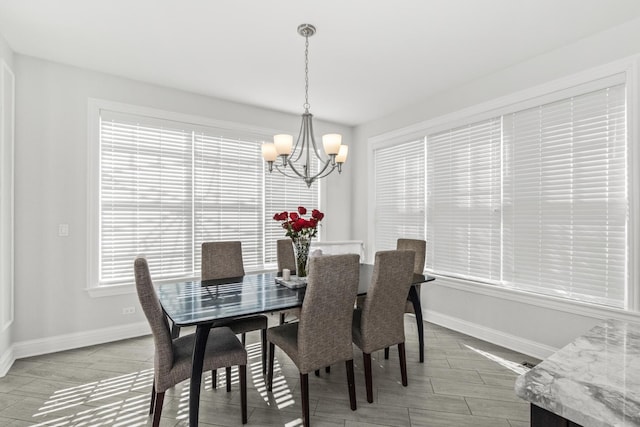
[267,254,360,427]
[201,240,246,281]
[397,238,426,313]
[352,250,415,403]
[380,238,427,360]
[277,238,297,274]
[134,257,247,426]
[200,241,269,388]
[276,238,301,324]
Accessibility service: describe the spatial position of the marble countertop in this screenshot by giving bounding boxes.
[515,319,640,427]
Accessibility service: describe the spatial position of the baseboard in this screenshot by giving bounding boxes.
[12,321,151,361]
[423,309,558,360]
[0,345,15,377]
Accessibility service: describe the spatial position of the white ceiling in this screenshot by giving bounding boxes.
[1,0,640,126]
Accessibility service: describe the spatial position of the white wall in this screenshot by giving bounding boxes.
[11,55,352,353]
[352,17,640,359]
[0,30,14,374]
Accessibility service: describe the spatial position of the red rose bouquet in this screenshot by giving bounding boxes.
[273,206,324,277]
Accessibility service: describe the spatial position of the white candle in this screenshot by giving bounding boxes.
[282,268,290,280]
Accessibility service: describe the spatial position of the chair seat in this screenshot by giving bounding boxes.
[214,315,268,335]
[163,327,247,393]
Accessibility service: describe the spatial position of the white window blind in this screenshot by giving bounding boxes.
[264,159,319,266]
[502,84,627,307]
[426,118,502,282]
[194,132,263,272]
[100,112,193,284]
[374,139,426,252]
[98,108,320,286]
[374,76,628,309]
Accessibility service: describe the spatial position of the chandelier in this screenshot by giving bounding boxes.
[261,24,348,187]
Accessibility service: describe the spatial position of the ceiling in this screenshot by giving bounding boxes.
[1,0,640,126]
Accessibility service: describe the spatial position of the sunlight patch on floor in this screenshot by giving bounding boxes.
[31,369,153,426]
[464,344,530,375]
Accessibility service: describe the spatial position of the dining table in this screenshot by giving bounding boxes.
[156,264,435,426]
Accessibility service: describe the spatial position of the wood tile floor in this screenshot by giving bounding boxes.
[0,317,539,426]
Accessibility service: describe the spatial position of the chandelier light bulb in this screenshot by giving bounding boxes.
[274,134,293,156]
[336,145,349,164]
[261,143,278,161]
[322,133,342,156]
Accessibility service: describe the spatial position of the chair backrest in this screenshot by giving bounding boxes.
[397,238,426,274]
[276,239,297,274]
[201,241,245,280]
[297,254,360,373]
[359,250,415,353]
[134,257,173,378]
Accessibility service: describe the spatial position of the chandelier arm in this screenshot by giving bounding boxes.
[303,158,334,183]
[273,163,308,180]
[280,156,315,181]
[290,116,307,163]
[314,163,339,180]
[306,114,328,161]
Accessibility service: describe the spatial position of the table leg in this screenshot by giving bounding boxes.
[408,285,424,363]
[190,323,212,427]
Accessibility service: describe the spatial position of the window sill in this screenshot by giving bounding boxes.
[85,268,279,298]
[86,284,137,298]
[429,275,640,323]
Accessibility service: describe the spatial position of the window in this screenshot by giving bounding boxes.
[426,118,502,282]
[502,85,626,307]
[373,139,425,251]
[93,103,318,287]
[372,74,629,309]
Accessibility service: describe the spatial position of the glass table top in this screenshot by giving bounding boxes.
[156,264,432,327]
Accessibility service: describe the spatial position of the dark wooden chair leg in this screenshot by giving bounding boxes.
[151,391,165,427]
[241,332,246,346]
[345,359,357,411]
[384,347,390,359]
[325,366,330,373]
[363,352,373,403]
[267,342,275,391]
[300,373,310,427]
[240,364,247,424]
[149,382,156,414]
[261,328,267,374]
[279,312,286,324]
[212,369,217,389]
[226,366,232,392]
[398,342,408,386]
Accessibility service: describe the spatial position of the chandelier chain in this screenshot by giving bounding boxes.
[304,34,310,111]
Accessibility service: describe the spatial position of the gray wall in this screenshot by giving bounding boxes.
[351,17,640,358]
[11,55,352,350]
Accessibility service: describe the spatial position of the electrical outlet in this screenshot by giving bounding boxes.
[58,223,69,237]
[122,307,136,315]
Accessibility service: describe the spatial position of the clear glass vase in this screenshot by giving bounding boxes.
[293,237,311,277]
